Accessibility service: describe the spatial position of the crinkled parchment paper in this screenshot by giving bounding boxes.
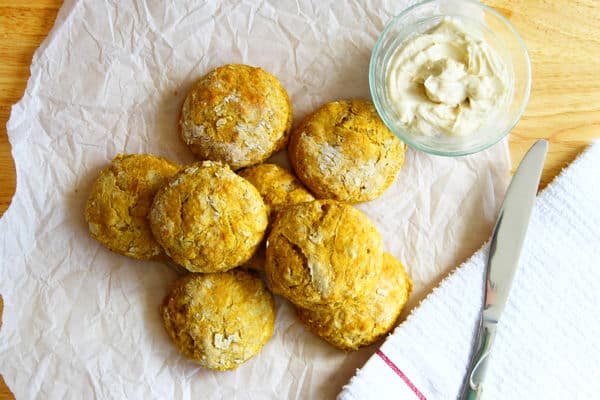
[0,1,510,398]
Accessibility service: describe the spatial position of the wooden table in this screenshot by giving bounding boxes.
[1,1,599,398]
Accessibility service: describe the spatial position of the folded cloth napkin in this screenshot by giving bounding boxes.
[339,140,600,400]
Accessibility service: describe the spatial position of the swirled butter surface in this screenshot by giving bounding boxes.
[386,18,509,137]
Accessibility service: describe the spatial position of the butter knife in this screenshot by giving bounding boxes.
[460,139,548,399]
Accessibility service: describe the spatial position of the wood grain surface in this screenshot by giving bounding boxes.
[1,1,599,398]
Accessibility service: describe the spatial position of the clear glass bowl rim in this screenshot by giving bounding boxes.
[369,0,532,157]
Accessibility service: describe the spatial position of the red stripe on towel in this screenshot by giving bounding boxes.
[376,350,427,400]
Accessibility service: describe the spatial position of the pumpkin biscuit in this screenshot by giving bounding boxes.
[296,253,412,351]
[85,154,181,260]
[288,99,405,203]
[264,199,383,309]
[161,270,276,371]
[238,163,315,219]
[238,163,315,271]
[149,161,268,273]
[179,64,292,170]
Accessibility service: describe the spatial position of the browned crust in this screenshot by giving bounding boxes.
[288,99,405,203]
[149,160,268,272]
[265,199,383,308]
[161,270,276,370]
[179,64,292,170]
[296,253,412,351]
[85,153,182,260]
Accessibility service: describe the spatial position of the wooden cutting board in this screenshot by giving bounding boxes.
[1,1,599,398]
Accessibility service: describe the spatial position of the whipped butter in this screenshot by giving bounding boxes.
[386,18,509,137]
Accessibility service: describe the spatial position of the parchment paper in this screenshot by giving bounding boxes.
[0,1,511,399]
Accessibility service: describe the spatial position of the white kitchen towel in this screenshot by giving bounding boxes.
[339,140,600,400]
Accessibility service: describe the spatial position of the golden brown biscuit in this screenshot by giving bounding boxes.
[288,99,405,203]
[179,64,293,170]
[149,161,268,273]
[238,163,315,219]
[85,154,181,260]
[238,163,315,271]
[161,270,276,371]
[265,199,383,309]
[296,253,412,351]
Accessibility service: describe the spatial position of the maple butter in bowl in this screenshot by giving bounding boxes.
[369,0,531,156]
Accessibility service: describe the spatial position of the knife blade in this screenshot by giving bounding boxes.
[461,139,548,400]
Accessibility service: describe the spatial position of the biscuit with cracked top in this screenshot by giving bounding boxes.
[85,154,181,260]
[179,64,292,170]
[265,199,383,309]
[161,270,276,371]
[288,99,405,203]
[296,253,412,351]
[149,160,268,273]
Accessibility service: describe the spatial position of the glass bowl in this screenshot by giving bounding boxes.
[369,0,531,156]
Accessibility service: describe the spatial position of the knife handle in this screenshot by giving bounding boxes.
[464,323,496,399]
